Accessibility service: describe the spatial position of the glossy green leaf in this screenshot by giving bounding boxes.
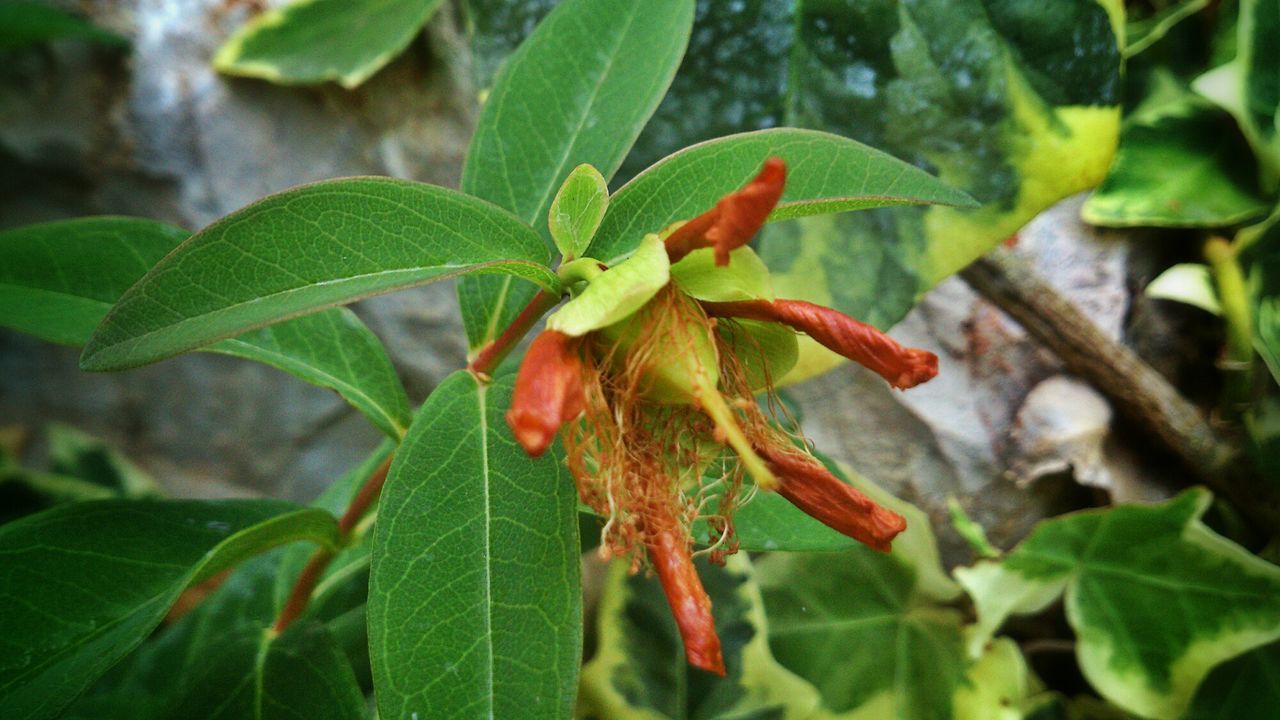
[588,127,978,265]
[577,554,823,720]
[462,0,557,90]
[78,180,558,371]
[1083,76,1270,227]
[0,217,412,439]
[369,371,581,719]
[1183,638,1280,720]
[757,542,969,719]
[0,499,338,720]
[457,0,694,348]
[955,489,1280,720]
[214,0,444,88]
[550,163,610,260]
[1124,0,1210,57]
[1146,263,1222,315]
[163,620,364,720]
[0,0,127,50]
[547,234,670,337]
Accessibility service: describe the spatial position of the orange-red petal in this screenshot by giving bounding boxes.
[665,157,787,266]
[757,444,907,552]
[505,330,585,457]
[646,529,725,676]
[702,299,939,389]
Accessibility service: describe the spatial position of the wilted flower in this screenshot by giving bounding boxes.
[506,158,937,675]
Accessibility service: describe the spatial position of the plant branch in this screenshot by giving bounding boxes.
[273,454,393,633]
[1204,236,1255,419]
[468,290,561,377]
[959,248,1280,525]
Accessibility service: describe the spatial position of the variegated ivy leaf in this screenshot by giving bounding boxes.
[955,489,1280,720]
[953,638,1059,720]
[576,554,823,720]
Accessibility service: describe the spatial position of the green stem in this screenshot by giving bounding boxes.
[1205,236,1255,419]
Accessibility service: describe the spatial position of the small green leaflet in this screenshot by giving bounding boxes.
[0,217,412,439]
[214,0,445,88]
[369,371,581,719]
[549,163,609,260]
[955,489,1280,720]
[78,179,558,371]
[0,499,338,720]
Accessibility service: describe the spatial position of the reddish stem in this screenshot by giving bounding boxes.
[337,455,393,535]
[468,290,561,377]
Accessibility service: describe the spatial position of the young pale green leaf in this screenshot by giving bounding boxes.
[955,489,1280,720]
[953,638,1055,720]
[457,0,694,348]
[577,554,823,720]
[214,0,444,88]
[369,371,581,719]
[546,234,669,337]
[587,127,978,264]
[1082,76,1270,228]
[1146,263,1222,316]
[78,179,558,371]
[549,163,609,260]
[757,542,969,719]
[162,621,364,720]
[0,499,338,720]
[0,217,412,439]
[0,0,127,50]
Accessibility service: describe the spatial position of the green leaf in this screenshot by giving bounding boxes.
[1082,76,1270,228]
[1240,209,1280,385]
[547,234,670,337]
[577,554,823,720]
[457,0,694,348]
[550,163,610,260]
[0,499,338,720]
[214,0,444,88]
[0,0,127,50]
[670,246,775,303]
[78,180,558,371]
[759,0,1122,377]
[369,371,581,719]
[0,217,412,439]
[757,543,969,719]
[47,422,159,497]
[1184,638,1280,720]
[163,620,364,720]
[954,489,1280,720]
[954,638,1054,720]
[1124,0,1210,58]
[1146,263,1222,316]
[588,127,978,265]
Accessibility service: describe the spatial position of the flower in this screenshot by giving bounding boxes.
[506,158,938,676]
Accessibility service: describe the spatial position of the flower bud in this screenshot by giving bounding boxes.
[646,527,725,676]
[506,330,585,457]
[665,157,786,266]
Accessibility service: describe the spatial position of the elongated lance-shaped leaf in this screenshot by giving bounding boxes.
[587,127,978,264]
[955,489,1280,720]
[0,499,339,720]
[369,371,581,718]
[457,0,695,348]
[214,0,445,89]
[79,179,559,371]
[1,217,412,439]
[0,0,127,50]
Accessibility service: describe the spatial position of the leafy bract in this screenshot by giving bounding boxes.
[78,179,558,371]
[0,217,412,439]
[1083,76,1270,227]
[457,0,694,348]
[369,371,581,719]
[577,554,823,720]
[587,127,977,265]
[955,489,1280,720]
[757,542,969,719]
[0,499,338,720]
[0,0,127,50]
[549,163,610,260]
[214,0,444,88]
[547,234,670,337]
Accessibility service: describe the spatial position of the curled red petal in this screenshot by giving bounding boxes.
[505,330,585,457]
[756,445,906,552]
[646,529,725,676]
[665,157,787,266]
[702,299,939,389]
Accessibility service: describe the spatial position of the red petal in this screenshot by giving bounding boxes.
[505,330,585,457]
[757,445,906,552]
[665,157,787,266]
[646,529,726,676]
[702,299,939,389]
